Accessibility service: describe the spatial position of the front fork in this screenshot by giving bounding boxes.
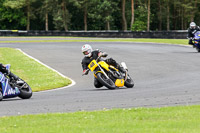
[95,65,109,79]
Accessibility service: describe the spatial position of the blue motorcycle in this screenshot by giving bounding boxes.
[0,64,32,101]
[193,31,200,52]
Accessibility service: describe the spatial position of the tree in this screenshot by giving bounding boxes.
[147,0,150,31]
[51,0,69,31]
[1,0,200,31]
[166,0,170,31]
[76,0,89,31]
[0,0,26,30]
[74,0,90,31]
[95,0,119,30]
[38,0,55,31]
[4,0,36,30]
[131,0,147,31]
[158,0,162,30]
[122,0,127,30]
[130,0,134,29]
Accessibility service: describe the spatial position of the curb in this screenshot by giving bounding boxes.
[17,48,76,93]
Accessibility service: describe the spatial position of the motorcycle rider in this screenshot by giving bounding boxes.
[187,22,200,46]
[0,63,19,80]
[81,44,126,88]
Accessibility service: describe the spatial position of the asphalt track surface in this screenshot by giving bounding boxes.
[0,38,200,116]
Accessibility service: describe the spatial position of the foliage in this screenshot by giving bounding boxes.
[131,5,147,31]
[131,20,146,31]
[0,0,26,30]
[0,0,200,31]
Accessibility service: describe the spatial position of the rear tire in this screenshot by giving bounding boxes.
[96,73,116,90]
[125,74,134,88]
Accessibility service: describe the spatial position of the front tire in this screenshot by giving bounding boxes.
[0,91,3,101]
[125,74,134,88]
[17,80,32,99]
[196,47,200,52]
[96,73,116,90]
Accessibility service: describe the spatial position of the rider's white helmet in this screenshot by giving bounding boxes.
[82,44,93,57]
[190,22,196,29]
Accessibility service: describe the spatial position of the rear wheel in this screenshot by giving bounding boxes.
[96,73,116,90]
[125,74,134,88]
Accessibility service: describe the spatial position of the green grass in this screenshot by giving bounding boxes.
[0,37,189,45]
[0,47,71,91]
[0,105,200,133]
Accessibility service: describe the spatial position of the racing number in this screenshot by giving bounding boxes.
[90,62,95,68]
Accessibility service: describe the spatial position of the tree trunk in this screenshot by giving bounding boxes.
[84,6,87,31]
[45,12,48,31]
[147,0,150,31]
[26,0,30,31]
[130,0,134,30]
[167,0,170,31]
[173,1,176,30]
[122,0,127,31]
[62,0,68,31]
[106,21,110,30]
[158,0,162,30]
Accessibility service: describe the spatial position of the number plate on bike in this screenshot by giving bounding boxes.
[88,60,98,72]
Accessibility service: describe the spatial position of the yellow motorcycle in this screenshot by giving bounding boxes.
[84,57,134,89]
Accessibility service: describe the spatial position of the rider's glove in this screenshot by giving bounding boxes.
[187,37,193,40]
[98,52,108,57]
[82,69,89,76]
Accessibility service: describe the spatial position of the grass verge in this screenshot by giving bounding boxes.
[0,47,71,92]
[0,105,200,133]
[0,37,189,45]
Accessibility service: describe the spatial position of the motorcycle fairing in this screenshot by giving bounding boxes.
[88,60,110,72]
[115,79,124,87]
[88,60,98,72]
[98,61,109,71]
[0,72,20,98]
[194,31,200,41]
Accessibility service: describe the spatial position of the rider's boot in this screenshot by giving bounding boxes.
[189,41,195,48]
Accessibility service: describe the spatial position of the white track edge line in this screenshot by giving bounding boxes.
[17,48,76,93]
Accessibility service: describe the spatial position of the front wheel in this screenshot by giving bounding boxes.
[96,73,116,90]
[196,47,200,52]
[17,80,32,99]
[0,91,3,101]
[124,74,134,88]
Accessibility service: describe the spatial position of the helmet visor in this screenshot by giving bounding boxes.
[191,26,196,29]
[83,49,91,56]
